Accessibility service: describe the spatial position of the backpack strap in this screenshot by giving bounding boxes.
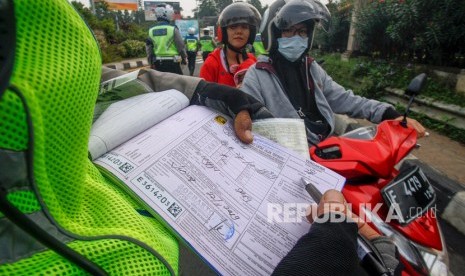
[305,56,315,93]
[256,61,277,75]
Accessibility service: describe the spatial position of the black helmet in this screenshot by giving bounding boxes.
[262,0,331,53]
[218,2,261,46]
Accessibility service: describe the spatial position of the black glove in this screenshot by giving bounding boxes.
[191,80,273,120]
[369,237,403,276]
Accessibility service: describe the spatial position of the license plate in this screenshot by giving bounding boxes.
[381,166,436,225]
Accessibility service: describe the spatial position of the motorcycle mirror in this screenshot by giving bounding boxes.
[401,73,427,127]
[405,73,427,96]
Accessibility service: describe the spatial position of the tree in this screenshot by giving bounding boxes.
[196,0,217,18]
[247,0,265,14]
[215,0,233,14]
[313,1,351,52]
[355,0,465,66]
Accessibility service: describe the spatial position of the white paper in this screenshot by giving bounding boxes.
[253,118,310,159]
[94,105,345,275]
[89,90,189,160]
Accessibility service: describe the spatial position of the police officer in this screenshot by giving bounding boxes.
[199,27,217,61]
[146,4,187,75]
[184,27,199,76]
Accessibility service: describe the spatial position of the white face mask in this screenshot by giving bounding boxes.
[277,36,309,62]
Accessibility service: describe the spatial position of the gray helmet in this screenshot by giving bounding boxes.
[218,2,261,45]
[259,0,287,52]
[262,0,331,53]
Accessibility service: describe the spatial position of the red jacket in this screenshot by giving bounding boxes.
[200,48,257,87]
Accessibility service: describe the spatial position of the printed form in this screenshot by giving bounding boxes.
[94,105,345,275]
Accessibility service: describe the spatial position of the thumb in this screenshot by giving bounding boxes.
[234,110,254,144]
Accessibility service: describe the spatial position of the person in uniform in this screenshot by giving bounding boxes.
[199,27,217,61]
[146,4,187,75]
[184,27,200,76]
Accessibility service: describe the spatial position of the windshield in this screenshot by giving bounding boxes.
[341,126,378,140]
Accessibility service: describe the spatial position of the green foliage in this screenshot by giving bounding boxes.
[313,1,351,52]
[396,106,465,145]
[248,0,267,15]
[318,53,465,107]
[197,0,217,18]
[355,0,465,67]
[216,0,234,13]
[71,1,150,63]
[117,40,146,58]
[101,44,122,63]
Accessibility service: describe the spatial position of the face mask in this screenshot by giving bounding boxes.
[277,36,309,62]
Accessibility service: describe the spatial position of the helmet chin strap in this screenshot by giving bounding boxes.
[224,44,248,73]
[226,43,244,54]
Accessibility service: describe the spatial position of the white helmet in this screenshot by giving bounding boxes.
[155,4,174,22]
[188,27,196,35]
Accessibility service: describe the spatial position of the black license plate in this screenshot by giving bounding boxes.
[381,166,436,225]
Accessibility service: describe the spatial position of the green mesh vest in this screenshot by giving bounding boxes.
[0,0,179,274]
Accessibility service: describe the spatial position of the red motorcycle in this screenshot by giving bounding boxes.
[310,74,449,276]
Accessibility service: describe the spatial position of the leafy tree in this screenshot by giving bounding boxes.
[196,0,217,18]
[71,1,151,62]
[313,1,351,52]
[355,0,465,66]
[247,0,266,15]
[215,0,233,14]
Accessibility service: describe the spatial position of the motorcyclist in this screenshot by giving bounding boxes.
[199,2,261,88]
[146,4,187,74]
[184,27,200,76]
[241,0,425,145]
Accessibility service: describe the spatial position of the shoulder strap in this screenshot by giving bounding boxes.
[256,61,277,75]
[305,56,315,93]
